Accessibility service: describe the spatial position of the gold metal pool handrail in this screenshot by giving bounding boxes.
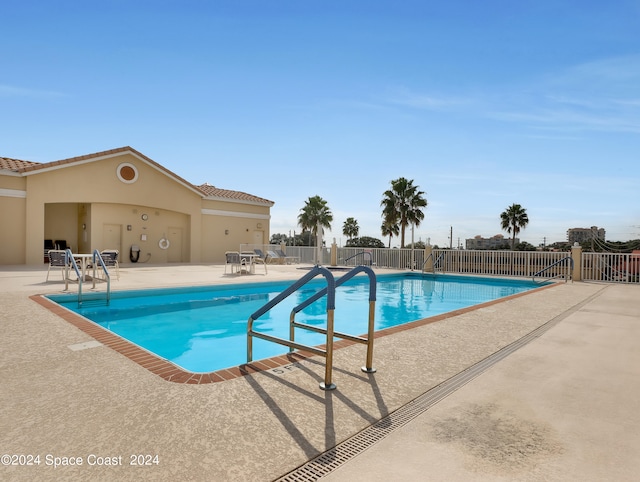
[247,265,378,390]
[247,265,337,390]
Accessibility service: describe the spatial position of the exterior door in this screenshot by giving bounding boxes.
[253,230,264,246]
[167,226,183,262]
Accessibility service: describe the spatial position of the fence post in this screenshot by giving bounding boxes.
[331,238,338,266]
[424,244,433,272]
[571,243,582,281]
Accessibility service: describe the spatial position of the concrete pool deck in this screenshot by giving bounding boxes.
[1,263,639,481]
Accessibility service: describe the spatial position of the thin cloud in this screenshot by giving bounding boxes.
[487,55,640,134]
[0,84,67,98]
[384,86,470,111]
[489,107,640,134]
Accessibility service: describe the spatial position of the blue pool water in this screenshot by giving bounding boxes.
[48,273,545,373]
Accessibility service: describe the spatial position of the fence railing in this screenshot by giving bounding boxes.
[582,252,640,283]
[240,244,640,284]
[429,249,572,278]
[240,244,330,264]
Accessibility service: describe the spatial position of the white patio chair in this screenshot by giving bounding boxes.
[46,250,68,282]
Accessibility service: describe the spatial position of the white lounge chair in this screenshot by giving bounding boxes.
[266,250,283,264]
[276,249,299,264]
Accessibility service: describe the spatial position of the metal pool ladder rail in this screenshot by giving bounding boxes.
[532,256,573,283]
[422,251,444,273]
[90,249,111,305]
[343,250,373,265]
[63,249,111,306]
[63,249,83,304]
[247,265,377,390]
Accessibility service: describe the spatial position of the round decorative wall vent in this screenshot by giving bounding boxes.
[117,163,139,184]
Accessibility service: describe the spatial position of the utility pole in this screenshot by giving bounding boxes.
[450,226,453,250]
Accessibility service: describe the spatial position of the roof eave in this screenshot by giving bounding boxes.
[204,195,275,207]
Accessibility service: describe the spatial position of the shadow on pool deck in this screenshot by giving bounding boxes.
[1,263,639,481]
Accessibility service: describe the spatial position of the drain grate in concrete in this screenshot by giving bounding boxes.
[276,308,572,482]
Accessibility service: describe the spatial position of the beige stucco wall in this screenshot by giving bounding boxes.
[22,152,204,265]
[2,150,273,266]
[200,198,271,263]
[90,203,191,264]
[0,173,28,264]
[0,174,26,190]
[0,195,27,264]
[44,203,79,251]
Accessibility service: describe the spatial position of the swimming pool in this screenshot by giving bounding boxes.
[48,273,547,374]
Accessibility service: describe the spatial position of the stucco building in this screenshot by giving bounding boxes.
[566,226,606,245]
[0,147,273,265]
[465,234,515,250]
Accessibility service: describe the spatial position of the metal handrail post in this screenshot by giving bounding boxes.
[321,309,336,390]
[362,300,376,373]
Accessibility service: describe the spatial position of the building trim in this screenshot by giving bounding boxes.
[201,209,270,220]
[0,188,27,198]
[203,195,274,207]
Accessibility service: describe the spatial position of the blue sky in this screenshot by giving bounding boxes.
[2,1,639,247]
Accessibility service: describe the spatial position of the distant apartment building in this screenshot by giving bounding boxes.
[566,226,606,245]
[465,234,516,250]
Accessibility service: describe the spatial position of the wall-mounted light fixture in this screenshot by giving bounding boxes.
[82,223,86,230]
[225,229,229,235]
[127,225,132,231]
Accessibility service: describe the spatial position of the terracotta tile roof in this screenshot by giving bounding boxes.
[198,183,274,206]
[0,156,40,171]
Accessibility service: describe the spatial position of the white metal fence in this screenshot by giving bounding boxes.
[240,244,330,265]
[429,249,573,279]
[240,244,639,284]
[582,252,640,284]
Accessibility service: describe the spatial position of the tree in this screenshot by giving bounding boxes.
[405,241,426,250]
[342,217,359,241]
[380,177,427,248]
[500,203,529,250]
[269,233,289,245]
[381,216,400,248]
[346,236,385,248]
[515,241,537,251]
[297,195,333,246]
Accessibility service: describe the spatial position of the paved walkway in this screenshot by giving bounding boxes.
[1,264,638,481]
[321,281,640,481]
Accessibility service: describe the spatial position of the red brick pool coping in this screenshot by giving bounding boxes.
[31,282,558,384]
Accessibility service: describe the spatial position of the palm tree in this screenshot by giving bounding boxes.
[381,216,400,248]
[380,177,427,248]
[297,195,333,246]
[342,217,359,242]
[500,203,529,250]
